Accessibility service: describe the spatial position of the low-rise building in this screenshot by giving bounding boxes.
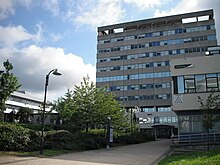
[4,91,57,124]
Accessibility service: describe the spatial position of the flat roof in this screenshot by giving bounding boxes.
[98,9,213,31]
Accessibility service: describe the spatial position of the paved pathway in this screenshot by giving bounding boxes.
[0,139,171,165]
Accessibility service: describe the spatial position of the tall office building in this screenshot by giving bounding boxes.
[96,9,217,137]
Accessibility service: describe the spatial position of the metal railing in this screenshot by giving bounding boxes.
[172,132,220,145]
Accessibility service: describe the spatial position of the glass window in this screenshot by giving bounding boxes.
[177,76,184,94]
[142,107,155,112]
[184,75,195,93]
[167,117,172,123]
[163,117,167,123]
[208,35,216,41]
[207,77,218,91]
[195,75,206,92]
[218,74,220,90]
[172,117,176,123]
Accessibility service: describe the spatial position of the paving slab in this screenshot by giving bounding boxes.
[0,139,171,165]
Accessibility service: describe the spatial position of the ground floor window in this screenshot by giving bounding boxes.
[178,115,220,134]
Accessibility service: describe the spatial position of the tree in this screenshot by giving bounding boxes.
[16,107,33,123]
[54,76,129,133]
[0,60,21,121]
[198,92,220,150]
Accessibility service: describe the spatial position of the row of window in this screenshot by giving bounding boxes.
[108,82,170,92]
[139,116,177,124]
[98,25,215,44]
[96,72,171,82]
[97,61,169,72]
[97,47,207,63]
[116,94,171,101]
[178,115,220,133]
[173,73,220,94]
[141,106,171,112]
[98,35,216,54]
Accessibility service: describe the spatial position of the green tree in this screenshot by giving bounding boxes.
[0,60,21,121]
[16,107,33,123]
[54,76,129,133]
[198,92,220,150]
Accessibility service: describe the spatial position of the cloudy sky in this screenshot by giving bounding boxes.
[0,0,219,101]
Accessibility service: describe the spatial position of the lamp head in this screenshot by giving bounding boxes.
[52,69,62,76]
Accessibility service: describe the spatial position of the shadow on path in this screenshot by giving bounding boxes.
[1,139,171,165]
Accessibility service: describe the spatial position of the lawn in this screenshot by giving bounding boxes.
[159,149,220,165]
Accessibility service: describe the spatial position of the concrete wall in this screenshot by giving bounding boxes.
[171,55,220,111]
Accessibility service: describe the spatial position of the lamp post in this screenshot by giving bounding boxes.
[0,70,4,122]
[154,116,159,140]
[106,116,113,149]
[40,69,61,155]
[130,106,139,133]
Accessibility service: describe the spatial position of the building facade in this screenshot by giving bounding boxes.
[4,91,57,124]
[171,47,220,135]
[96,9,217,137]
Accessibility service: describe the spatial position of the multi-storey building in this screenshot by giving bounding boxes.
[96,9,217,137]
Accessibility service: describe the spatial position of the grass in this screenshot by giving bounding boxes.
[0,149,73,157]
[159,149,220,165]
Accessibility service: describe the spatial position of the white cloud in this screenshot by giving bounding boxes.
[154,0,220,44]
[41,0,125,29]
[43,0,60,16]
[0,45,96,101]
[154,0,199,17]
[123,0,168,10]
[42,0,170,29]
[0,0,14,20]
[49,33,62,43]
[75,0,125,28]
[0,0,32,20]
[0,25,41,47]
[0,24,96,101]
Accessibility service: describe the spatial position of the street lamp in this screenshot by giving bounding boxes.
[154,116,159,139]
[130,106,139,133]
[40,69,61,155]
[106,116,111,149]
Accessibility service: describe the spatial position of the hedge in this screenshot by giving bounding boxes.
[0,123,154,152]
[0,123,40,151]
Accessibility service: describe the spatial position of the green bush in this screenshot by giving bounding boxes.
[76,134,107,150]
[18,123,52,131]
[44,130,107,151]
[114,132,154,145]
[0,123,154,152]
[44,130,77,150]
[0,123,40,151]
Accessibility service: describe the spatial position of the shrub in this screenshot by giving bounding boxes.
[76,134,107,150]
[114,132,154,145]
[18,123,52,131]
[26,130,41,151]
[44,130,107,151]
[44,130,77,150]
[0,123,40,151]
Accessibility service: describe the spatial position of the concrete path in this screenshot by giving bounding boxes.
[0,139,171,165]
